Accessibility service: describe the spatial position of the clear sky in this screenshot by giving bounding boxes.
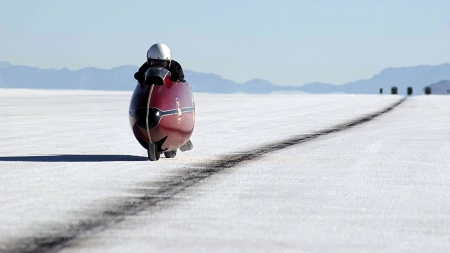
[1,0,449,86]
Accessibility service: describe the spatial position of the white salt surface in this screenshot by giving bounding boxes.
[90,96,450,253]
[5,89,446,252]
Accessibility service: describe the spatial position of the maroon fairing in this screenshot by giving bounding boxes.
[129,72,195,153]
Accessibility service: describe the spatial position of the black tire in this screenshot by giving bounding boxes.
[407,87,413,95]
[147,143,160,161]
[391,86,398,95]
[164,150,177,158]
[179,140,193,152]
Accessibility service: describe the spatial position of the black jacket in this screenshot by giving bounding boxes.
[138,60,185,82]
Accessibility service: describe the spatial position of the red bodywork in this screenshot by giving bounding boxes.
[129,73,195,153]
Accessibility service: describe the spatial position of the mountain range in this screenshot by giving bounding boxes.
[428,80,450,94]
[1,60,449,95]
[300,64,450,95]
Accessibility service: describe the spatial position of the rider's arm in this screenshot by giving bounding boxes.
[134,62,149,83]
[169,60,185,82]
[138,62,149,74]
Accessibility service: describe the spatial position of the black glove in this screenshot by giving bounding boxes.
[134,72,145,84]
[169,71,179,82]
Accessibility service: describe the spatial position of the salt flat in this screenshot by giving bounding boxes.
[4,89,447,252]
[87,96,449,253]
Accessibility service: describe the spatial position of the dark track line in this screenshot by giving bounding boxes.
[3,99,405,253]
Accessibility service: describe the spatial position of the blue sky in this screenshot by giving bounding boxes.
[1,0,449,86]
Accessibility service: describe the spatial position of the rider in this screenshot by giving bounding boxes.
[134,43,193,152]
[134,43,185,83]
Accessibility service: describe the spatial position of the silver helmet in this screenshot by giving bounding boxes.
[147,43,172,68]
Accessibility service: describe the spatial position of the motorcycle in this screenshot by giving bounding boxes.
[129,67,195,161]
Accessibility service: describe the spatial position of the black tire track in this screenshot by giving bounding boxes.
[3,99,405,253]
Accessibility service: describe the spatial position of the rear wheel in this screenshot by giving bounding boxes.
[179,140,193,152]
[147,143,160,161]
[164,150,177,158]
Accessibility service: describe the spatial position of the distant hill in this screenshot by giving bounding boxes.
[1,60,449,94]
[427,80,450,94]
[0,61,299,94]
[299,63,450,95]
[0,61,137,91]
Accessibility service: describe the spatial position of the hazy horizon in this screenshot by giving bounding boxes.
[1,0,449,86]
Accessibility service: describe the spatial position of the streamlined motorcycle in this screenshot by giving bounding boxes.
[129,67,195,161]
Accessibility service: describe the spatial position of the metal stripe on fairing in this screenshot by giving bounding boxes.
[145,107,195,130]
[146,85,155,144]
[181,107,195,113]
[158,109,178,116]
[150,107,195,117]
